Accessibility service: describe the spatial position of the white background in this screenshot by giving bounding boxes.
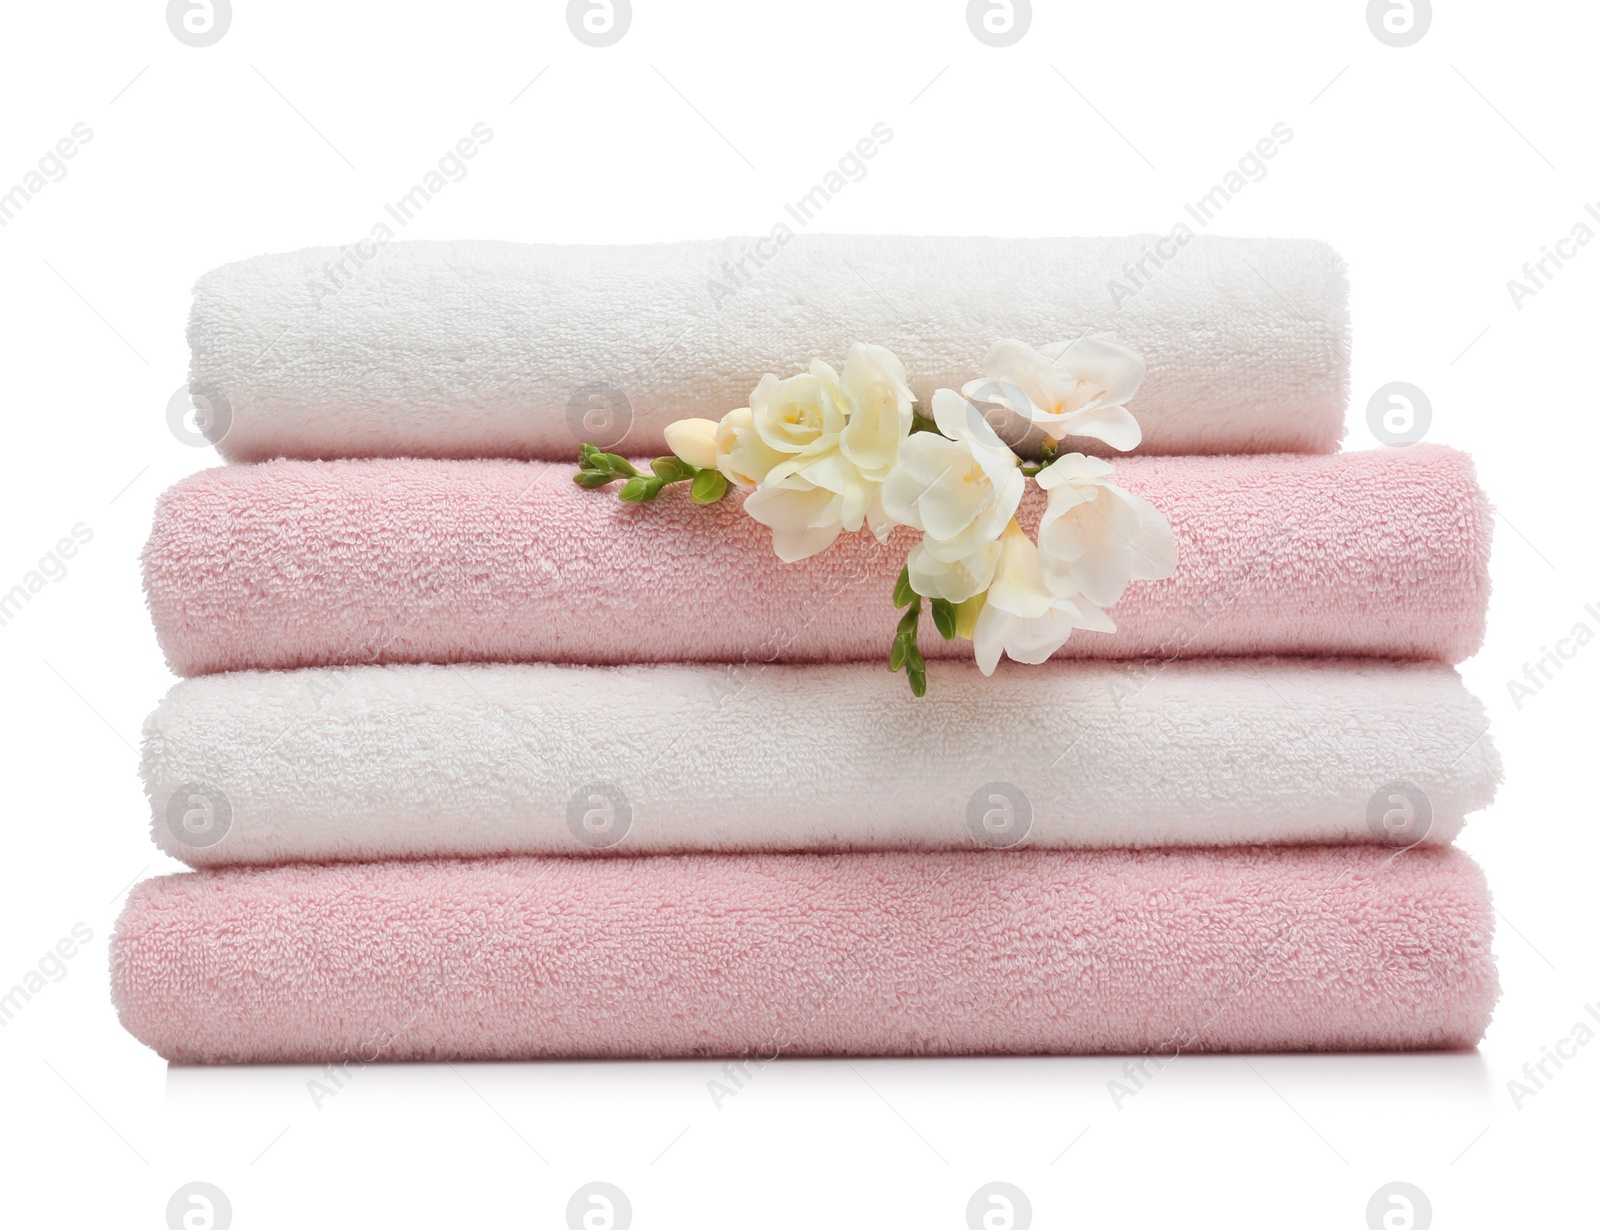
[1,1,1596,1226]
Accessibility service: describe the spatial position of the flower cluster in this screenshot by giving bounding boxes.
[574,336,1177,695]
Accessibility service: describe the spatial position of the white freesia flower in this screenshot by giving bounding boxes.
[972,519,1116,676]
[905,537,1002,604]
[1035,453,1177,607]
[963,334,1147,450]
[882,388,1024,598]
[714,406,787,488]
[663,417,719,471]
[742,343,915,563]
[751,360,848,457]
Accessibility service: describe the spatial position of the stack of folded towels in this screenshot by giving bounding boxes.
[113,235,1499,1063]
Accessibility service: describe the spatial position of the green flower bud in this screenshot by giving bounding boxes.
[892,566,915,608]
[690,468,730,504]
[650,456,694,482]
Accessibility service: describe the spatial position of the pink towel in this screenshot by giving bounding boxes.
[144,445,1490,676]
[111,846,1496,1062]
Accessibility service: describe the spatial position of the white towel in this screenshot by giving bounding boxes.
[143,658,1494,866]
[189,234,1350,462]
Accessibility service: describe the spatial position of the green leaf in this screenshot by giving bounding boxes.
[905,643,925,673]
[691,468,730,504]
[888,632,909,672]
[907,665,928,697]
[599,453,637,478]
[651,456,694,482]
[892,566,915,608]
[617,476,650,502]
[930,598,957,640]
[579,441,602,463]
[573,469,614,489]
[639,477,667,501]
[896,601,921,636]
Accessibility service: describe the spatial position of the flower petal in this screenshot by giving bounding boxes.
[985,520,1056,619]
[907,538,1000,603]
[972,603,1007,676]
[1034,451,1115,493]
[1051,403,1143,451]
[1047,334,1147,407]
[743,483,843,562]
[995,605,1080,665]
[839,345,911,473]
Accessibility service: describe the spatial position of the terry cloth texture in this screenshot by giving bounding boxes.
[143,658,1498,866]
[110,846,1497,1063]
[143,445,1492,676]
[189,235,1350,462]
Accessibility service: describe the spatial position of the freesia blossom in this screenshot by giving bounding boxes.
[963,334,1146,450]
[1034,452,1178,607]
[741,343,914,562]
[663,418,719,471]
[713,406,787,488]
[971,519,1116,676]
[882,388,1024,600]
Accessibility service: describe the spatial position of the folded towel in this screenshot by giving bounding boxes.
[189,235,1350,462]
[144,658,1497,866]
[144,445,1491,676]
[111,847,1496,1062]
